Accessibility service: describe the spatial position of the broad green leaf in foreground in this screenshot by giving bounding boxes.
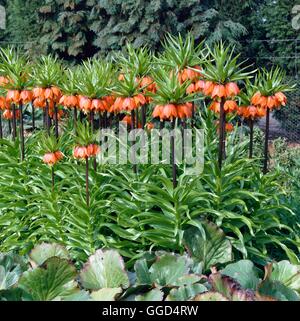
[18,257,78,301]
[79,249,130,290]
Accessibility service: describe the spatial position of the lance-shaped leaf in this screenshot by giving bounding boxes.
[29,243,70,267]
[221,260,260,290]
[79,250,130,290]
[183,221,232,272]
[18,257,78,301]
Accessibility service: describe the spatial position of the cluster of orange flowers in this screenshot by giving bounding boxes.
[251,91,287,109]
[215,120,234,133]
[60,95,115,115]
[33,87,62,116]
[73,144,100,160]
[111,94,147,113]
[237,91,287,121]
[43,150,64,166]
[152,102,193,121]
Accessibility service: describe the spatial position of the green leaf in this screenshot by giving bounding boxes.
[183,221,232,272]
[18,258,78,301]
[149,254,192,287]
[193,291,229,301]
[166,284,207,301]
[29,243,70,267]
[136,289,164,301]
[270,261,300,292]
[91,288,123,301]
[79,250,130,290]
[221,260,260,290]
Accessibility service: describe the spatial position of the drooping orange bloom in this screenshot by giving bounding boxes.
[146,122,155,130]
[51,87,62,103]
[91,99,105,112]
[0,96,9,110]
[2,109,13,119]
[211,84,226,99]
[60,95,79,108]
[186,83,196,94]
[43,150,64,165]
[49,109,64,120]
[180,65,202,82]
[86,144,100,157]
[73,146,88,159]
[33,97,46,108]
[224,100,238,113]
[274,92,287,106]
[6,90,21,103]
[238,105,266,119]
[216,121,234,133]
[73,144,100,159]
[121,115,142,128]
[209,101,220,113]
[33,88,45,100]
[162,104,178,120]
[123,97,137,111]
[203,81,215,96]
[225,82,240,97]
[79,96,92,112]
[152,105,164,121]
[133,93,147,106]
[177,102,193,119]
[251,92,262,106]
[195,80,206,93]
[20,90,33,104]
[140,76,156,93]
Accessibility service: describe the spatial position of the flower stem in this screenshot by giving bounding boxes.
[131,110,137,174]
[51,166,55,193]
[19,104,25,161]
[0,111,2,139]
[249,118,254,159]
[12,103,17,141]
[263,108,270,174]
[54,103,59,139]
[86,157,90,207]
[31,101,35,130]
[45,100,50,136]
[171,119,177,188]
[141,105,146,128]
[218,98,226,169]
[73,107,77,129]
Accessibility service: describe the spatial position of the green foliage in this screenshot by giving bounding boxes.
[1,243,300,301]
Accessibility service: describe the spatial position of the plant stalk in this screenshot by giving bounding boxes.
[12,103,17,140]
[141,105,146,128]
[171,119,177,188]
[86,157,90,207]
[263,107,270,174]
[19,104,25,161]
[45,100,50,136]
[249,118,254,159]
[54,103,59,139]
[51,166,55,193]
[131,110,137,173]
[0,111,2,139]
[31,101,35,130]
[218,98,226,169]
